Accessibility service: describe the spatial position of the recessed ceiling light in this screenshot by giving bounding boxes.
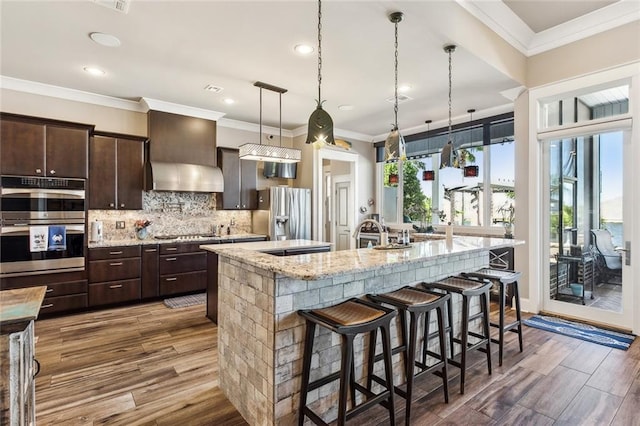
[223,98,235,105]
[338,105,354,111]
[204,84,224,93]
[398,84,412,92]
[83,66,106,76]
[89,32,121,47]
[294,44,314,55]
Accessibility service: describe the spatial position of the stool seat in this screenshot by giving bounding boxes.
[378,287,441,306]
[465,268,521,284]
[429,276,492,294]
[314,299,385,326]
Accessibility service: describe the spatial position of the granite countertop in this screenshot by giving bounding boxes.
[209,236,524,280]
[0,286,47,326]
[88,233,268,248]
[201,239,332,252]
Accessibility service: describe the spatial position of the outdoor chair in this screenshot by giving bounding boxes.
[591,229,622,284]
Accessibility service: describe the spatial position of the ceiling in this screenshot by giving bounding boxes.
[1,1,638,141]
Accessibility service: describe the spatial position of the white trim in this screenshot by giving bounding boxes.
[0,75,145,112]
[538,116,633,141]
[460,0,640,56]
[313,146,359,248]
[139,97,225,121]
[217,117,293,138]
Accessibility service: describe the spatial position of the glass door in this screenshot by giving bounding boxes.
[543,130,631,328]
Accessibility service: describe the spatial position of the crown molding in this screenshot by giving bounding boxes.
[291,125,375,143]
[0,75,146,112]
[217,117,293,138]
[139,97,225,121]
[458,0,640,57]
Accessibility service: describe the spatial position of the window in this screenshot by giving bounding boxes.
[377,113,515,232]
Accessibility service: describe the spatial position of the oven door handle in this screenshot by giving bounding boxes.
[1,188,85,199]
[1,224,85,235]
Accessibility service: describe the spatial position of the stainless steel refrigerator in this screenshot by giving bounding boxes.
[252,187,312,240]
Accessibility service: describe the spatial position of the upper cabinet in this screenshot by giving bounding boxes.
[89,134,145,210]
[0,114,91,178]
[216,147,257,210]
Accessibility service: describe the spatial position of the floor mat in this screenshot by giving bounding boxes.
[163,293,206,309]
[523,315,635,350]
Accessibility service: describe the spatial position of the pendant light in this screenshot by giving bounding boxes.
[422,120,435,181]
[384,11,406,162]
[440,44,458,169]
[305,0,335,146]
[463,108,479,177]
[239,81,301,163]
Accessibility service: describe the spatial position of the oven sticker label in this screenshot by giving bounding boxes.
[48,226,67,251]
[30,226,48,252]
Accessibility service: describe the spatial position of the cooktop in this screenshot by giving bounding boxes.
[154,234,217,241]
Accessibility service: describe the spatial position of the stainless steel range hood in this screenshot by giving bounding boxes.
[145,161,224,193]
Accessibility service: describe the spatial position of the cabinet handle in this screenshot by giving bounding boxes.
[46,288,54,293]
[109,262,123,266]
[109,203,115,207]
[145,248,157,252]
[109,284,123,289]
[109,251,123,255]
[165,247,178,251]
[165,277,177,281]
[33,359,41,378]
[120,203,125,208]
[165,257,177,261]
[236,204,240,209]
[50,169,56,175]
[35,168,42,174]
[41,304,54,309]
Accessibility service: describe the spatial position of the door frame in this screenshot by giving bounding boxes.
[526,63,639,333]
[313,147,359,249]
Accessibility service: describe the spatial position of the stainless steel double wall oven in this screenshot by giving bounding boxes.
[0,175,86,277]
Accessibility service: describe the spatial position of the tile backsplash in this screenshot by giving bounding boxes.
[88,191,252,240]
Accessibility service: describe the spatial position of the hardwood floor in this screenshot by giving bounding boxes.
[34,301,639,425]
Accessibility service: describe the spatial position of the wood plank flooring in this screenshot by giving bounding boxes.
[33,301,640,425]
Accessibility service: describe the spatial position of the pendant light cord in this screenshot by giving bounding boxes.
[394,19,399,130]
[259,86,263,145]
[317,0,322,103]
[447,47,453,139]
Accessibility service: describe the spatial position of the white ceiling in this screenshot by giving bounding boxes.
[1,0,638,141]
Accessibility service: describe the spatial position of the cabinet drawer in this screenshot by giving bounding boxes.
[159,252,206,275]
[89,245,141,260]
[159,271,206,296]
[40,294,88,314]
[43,280,87,297]
[89,257,140,283]
[89,279,141,306]
[159,243,203,255]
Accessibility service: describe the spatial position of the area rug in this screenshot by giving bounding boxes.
[163,293,206,309]
[523,315,635,350]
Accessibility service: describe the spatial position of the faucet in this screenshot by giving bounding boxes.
[352,218,383,238]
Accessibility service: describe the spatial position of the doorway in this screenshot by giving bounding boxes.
[333,175,352,251]
[543,130,628,324]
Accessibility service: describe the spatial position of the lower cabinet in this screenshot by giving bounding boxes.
[141,245,159,299]
[88,246,141,307]
[159,243,207,296]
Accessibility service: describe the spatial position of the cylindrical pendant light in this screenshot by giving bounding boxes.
[440,44,458,169]
[384,11,406,162]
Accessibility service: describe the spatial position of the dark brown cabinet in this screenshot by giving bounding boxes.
[159,243,207,296]
[216,147,257,210]
[141,245,159,299]
[88,246,141,306]
[89,134,145,210]
[0,270,88,315]
[0,114,90,178]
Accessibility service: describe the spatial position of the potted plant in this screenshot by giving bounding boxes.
[494,202,514,238]
[134,219,152,240]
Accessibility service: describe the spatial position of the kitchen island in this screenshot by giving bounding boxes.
[201,236,523,426]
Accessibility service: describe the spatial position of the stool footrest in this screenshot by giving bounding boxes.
[307,370,341,393]
[490,320,521,331]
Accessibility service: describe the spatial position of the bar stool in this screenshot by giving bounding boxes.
[421,276,493,394]
[366,286,450,426]
[462,268,523,366]
[298,298,397,426]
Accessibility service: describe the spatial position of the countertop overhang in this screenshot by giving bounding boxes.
[205,236,523,280]
[201,239,332,251]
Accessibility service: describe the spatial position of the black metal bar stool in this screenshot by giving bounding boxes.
[421,276,493,394]
[298,298,397,426]
[462,268,523,366]
[366,286,450,426]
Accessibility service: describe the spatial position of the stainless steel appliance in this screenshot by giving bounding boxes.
[252,187,311,240]
[1,176,86,277]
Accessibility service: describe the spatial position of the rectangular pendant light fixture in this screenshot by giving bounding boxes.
[239,81,302,164]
